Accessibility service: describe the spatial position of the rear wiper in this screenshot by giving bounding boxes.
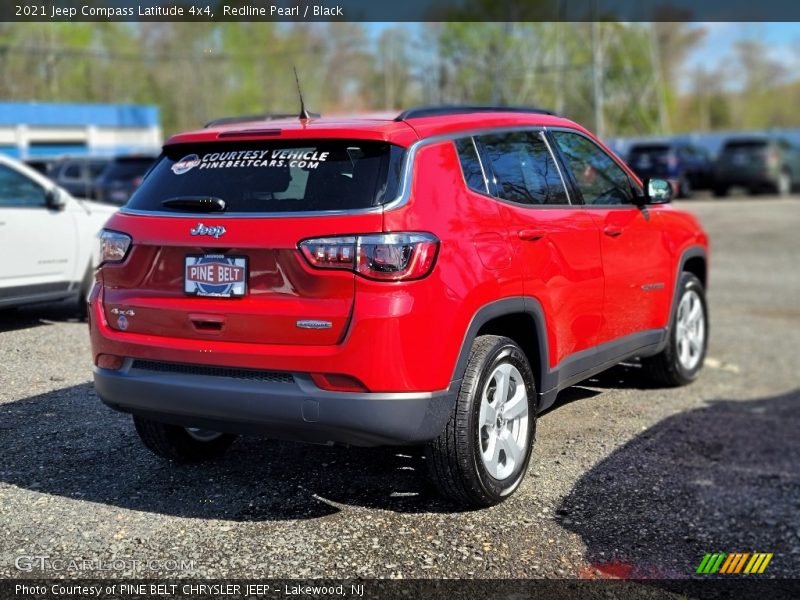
[162,196,226,212]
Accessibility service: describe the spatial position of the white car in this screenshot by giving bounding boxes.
[0,154,118,315]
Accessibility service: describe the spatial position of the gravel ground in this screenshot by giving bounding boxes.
[0,197,798,582]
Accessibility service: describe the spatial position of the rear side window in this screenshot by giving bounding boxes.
[126,141,404,213]
[478,131,568,205]
[455,138,488,194]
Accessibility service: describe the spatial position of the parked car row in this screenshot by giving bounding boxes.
[23,154,157,205]
[625,135,800,198]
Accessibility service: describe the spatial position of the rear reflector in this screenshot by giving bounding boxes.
[310,373,368,393]
[96,354,124,370]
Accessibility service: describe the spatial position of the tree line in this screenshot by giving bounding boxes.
[0,22,796,137]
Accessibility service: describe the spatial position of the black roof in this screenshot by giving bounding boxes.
[395,105,557,121]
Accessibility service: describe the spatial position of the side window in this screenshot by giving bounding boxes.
[454,138,488,194]
[89,162,108,178]
[478,131,568,205]
[0,165,48,208]
[62,163,81,180]
[552,131,635,206]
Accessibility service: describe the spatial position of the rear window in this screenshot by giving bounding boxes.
[104,158,156,181]
[721,140,768,153]
[629,144,671,158]
[126,140,404,213]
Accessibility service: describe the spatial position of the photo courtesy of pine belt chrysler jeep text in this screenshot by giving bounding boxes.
[89,106,709,507]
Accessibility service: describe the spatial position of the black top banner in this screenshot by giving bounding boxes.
[4,0,800,22]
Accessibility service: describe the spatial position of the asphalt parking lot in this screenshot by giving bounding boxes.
[1,197,798,581]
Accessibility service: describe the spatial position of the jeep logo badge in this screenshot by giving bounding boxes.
[190,223,226,238]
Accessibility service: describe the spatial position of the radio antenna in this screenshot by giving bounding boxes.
[294,66,311,121]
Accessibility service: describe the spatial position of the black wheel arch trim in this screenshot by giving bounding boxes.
[669,246,708,332]
[450,246,707,415]
[449,297,549,400]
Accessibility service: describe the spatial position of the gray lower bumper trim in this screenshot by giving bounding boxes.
[94,365,459,447]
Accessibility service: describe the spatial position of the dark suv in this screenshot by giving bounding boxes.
[714,136,800,197]
[90,106,709,507]
[93,155,156,205]
[627,141,713,198]
[48,156,111,199]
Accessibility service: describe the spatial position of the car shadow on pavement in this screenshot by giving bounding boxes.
[555,390,800,579]
[0,383,460,520]
[578,362,664,390]
[0,304,83,334]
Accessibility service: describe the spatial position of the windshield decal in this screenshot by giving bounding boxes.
[171,149,332,172]
[171,154,201,175]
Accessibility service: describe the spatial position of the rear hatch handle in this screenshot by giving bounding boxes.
[189,313,226,334]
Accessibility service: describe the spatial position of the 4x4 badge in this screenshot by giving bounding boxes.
[190,223,226,238]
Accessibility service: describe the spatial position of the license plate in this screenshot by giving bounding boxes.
[184,255,247,297]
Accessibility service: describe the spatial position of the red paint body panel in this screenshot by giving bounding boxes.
[497,203,604,366]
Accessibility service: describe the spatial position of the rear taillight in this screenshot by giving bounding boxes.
[95,230,132,266]
[299,233,439,281]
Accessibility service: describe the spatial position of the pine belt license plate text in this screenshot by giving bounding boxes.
[185,255,247,297]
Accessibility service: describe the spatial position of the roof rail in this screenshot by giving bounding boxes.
[204,112,320,128]
[395,105,557,121]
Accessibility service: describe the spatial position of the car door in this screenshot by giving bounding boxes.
[0,163,78,294]
[473,130,605,367]
[548,129,671,345]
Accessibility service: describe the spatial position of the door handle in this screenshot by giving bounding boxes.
[603,226,623,237]
[518,229,545,241]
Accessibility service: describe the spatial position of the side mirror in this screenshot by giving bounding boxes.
[45,188,67,210]
[644,178,672,204]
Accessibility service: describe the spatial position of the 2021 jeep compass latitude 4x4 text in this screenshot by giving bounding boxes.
[90,106,709,507]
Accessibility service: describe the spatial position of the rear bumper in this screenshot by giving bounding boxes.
[715,171,777,188]
[94,361,459,447]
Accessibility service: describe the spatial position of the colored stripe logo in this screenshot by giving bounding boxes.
[696,552,773,574]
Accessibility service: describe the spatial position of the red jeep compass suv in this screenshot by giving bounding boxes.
[90,106,709,507]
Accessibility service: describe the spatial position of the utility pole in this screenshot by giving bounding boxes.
[649,23,671,134]
[555,20,564,114]
[591,20,605,138]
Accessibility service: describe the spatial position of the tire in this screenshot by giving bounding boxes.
[677,175,692,199]
[776,169,792,197]
[425,335,536,508]
[712,186,728,198]
[133,415,237,463]
[643,273,708,387]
